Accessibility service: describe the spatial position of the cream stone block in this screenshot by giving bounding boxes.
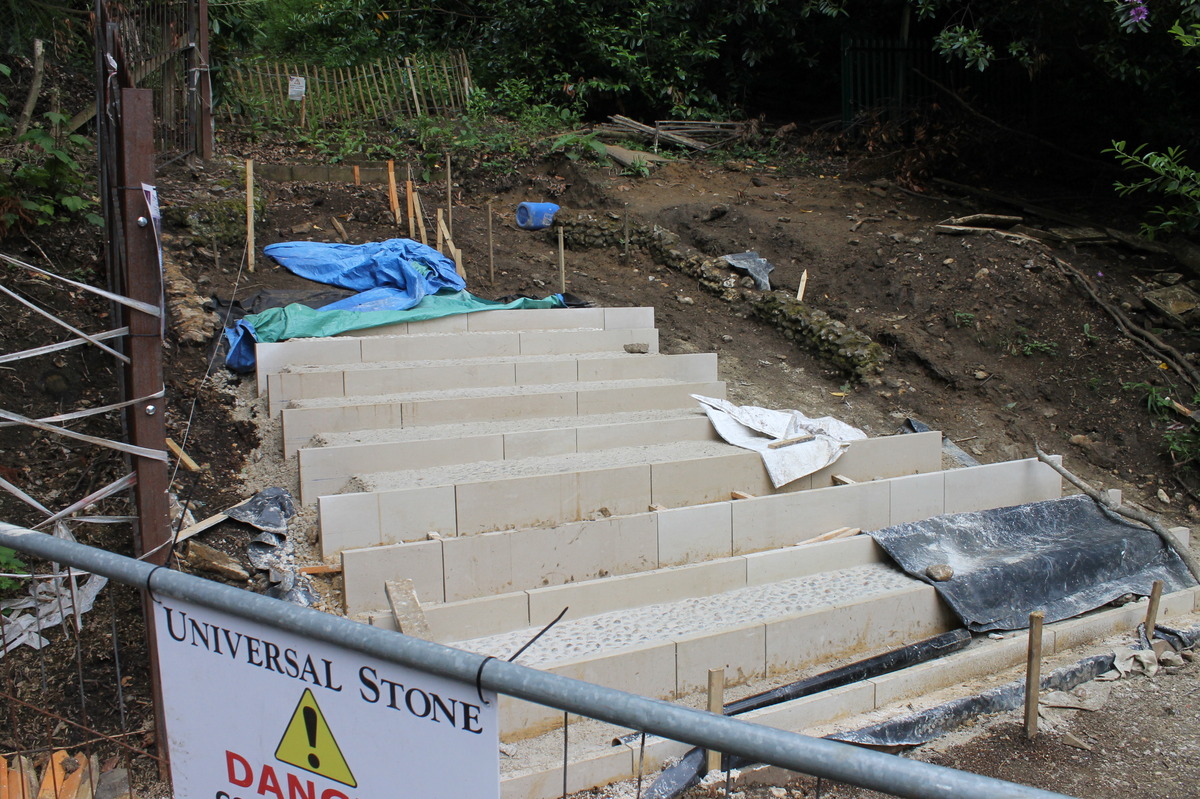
[743,536,885,586]
[1047,590,1197,653]
[675,623,767,692]
[376,485,458,544]
[283,404,394,456]
[765,586,953,675]
[577,381,725,415]
[424,593,530,642]
[339,321,408,337]
[341,540,445,614]
[942,457,1062,515]
[359,331,521,362]
[514,359,579,385]
[256,338,361,393]
[657,502,733,566]
[497,641,677,740]
[525,558,746,626]
[359,361,518,396]
[468,307,605,331]
[577,464,653,519]
[576,415,716,452]
[576,353,716,383]
[441,531,515,602]
[807,431,942,488]
[401,390,577,427]
[887,471,947,526]
[519,328,660,357]
[455,466,650,536]
[603,307,655,329]
[732,481,891,555]
[405,314,470,333]
[742,681,876,733]
[318,493,379,558]
[650,451,769,508]
[298,434,506,505]
[503,428,578,459]
[501,748,635,799]
[455,472,576,535]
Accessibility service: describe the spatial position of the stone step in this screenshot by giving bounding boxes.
[267,352,716,415]
[254,306,656,391]
[337,455,1059,615]
[281,377,726,456]
[317,429,950,558]
[297,408,718,505]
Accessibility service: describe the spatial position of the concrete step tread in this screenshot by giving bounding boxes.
[451,562,917,667]
[346,439,749,492]
[280,349,674,375]
[308,408,710,448]
[285,377,716,410]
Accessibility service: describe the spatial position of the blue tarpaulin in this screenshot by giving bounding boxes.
[223,239,566,372]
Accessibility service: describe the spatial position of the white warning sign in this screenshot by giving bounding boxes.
[154,598,499,799]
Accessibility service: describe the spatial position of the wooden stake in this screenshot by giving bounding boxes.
[558,226,566,292]
[444,153,453,238]
[1145,578,1164,638]
[706,668,725,774]
[436,208,445,251]
[806,526,861,544]
[387,159,401,226]
[487,200,495,283]
[797,269,808,301]
[1024,610,1044,739]
[353,165,360,185]
[412,189,428,245]
[245,159,255,272]
[767,433,815,449]
[623,204,630,258]
[405,165,415,239]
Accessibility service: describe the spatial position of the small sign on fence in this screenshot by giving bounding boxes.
[287,76,307,101]
[154,598,500,798]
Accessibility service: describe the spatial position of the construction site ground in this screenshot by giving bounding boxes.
[3,139,1200,798]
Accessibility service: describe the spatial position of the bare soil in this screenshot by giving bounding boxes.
[4,134,1200,796]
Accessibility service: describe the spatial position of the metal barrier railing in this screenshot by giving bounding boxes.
[0,523,1077,799]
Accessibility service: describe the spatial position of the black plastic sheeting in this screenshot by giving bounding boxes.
[721,251,774,291]
[870,494,1197,632]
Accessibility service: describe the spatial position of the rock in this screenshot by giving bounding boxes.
[1158,272,1185,286]
[721,335,733,343]
[974,370,990,380]
[183,541,250,582]
[1158,488,1171,504]
[678,296,695,305]
[1070,434,1091,446]
[624,342,650,354]
[925,564,954,582]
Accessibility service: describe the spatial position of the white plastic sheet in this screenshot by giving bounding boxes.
[692,395,866,487]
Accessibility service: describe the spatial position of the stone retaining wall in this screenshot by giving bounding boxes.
[551,210,886,379]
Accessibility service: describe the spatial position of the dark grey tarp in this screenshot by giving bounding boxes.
[870,494,1196,632]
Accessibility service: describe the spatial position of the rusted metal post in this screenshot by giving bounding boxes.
[195,0,213,159]
[118,87,172,779]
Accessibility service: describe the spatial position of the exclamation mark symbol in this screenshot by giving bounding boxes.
[303,706,320,769]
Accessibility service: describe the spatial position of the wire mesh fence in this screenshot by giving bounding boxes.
[1,536,165,799]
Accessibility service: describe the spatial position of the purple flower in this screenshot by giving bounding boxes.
[1127,1,1149,22]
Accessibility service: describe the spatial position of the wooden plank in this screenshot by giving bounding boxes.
[385,579,435,640]
[412,188,429,245]
[35,750,67,799]
[165,437,201,472]
[175,496,253,543]
[730,491,755,500]
[298,564,342,575]
[705,668,725,774]
[831,474,857,485]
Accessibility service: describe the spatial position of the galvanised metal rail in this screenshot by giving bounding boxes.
[0,523,1078,799]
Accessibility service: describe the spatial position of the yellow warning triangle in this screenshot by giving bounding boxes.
[275,688,357,788]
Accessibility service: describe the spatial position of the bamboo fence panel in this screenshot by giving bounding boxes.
[222,52,470,129]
